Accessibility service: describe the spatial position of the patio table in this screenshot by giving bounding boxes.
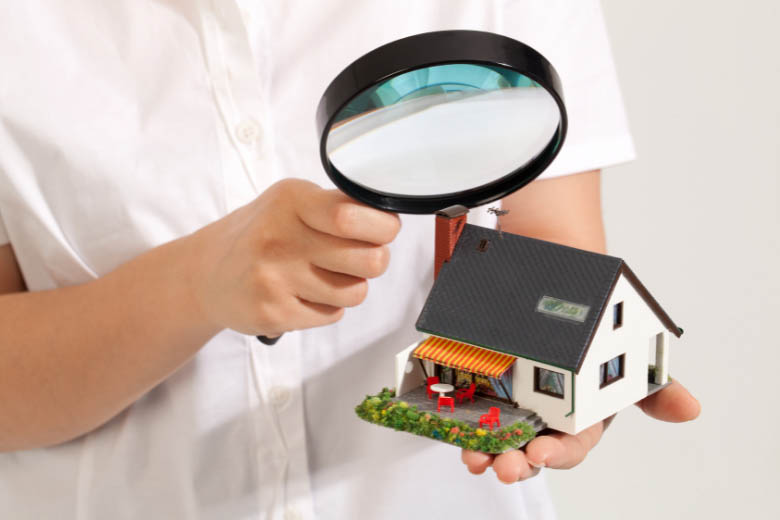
[429,383,455,397]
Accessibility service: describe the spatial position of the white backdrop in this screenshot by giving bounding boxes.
[545,1,780,518]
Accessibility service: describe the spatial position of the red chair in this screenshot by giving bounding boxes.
[479,407,501,430]
[438,396,454,413]
[426,376,440,399]
[455,383,476,404]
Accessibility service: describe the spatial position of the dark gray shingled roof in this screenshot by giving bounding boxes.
[416,224,682,373]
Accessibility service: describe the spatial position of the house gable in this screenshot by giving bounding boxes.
[573,272,672,432]
[573,263,683,373]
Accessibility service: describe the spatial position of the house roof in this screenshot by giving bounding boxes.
[415,224,682,374]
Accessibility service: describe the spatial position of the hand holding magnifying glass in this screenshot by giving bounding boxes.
[194,178,398,343]
[256,30,566,344]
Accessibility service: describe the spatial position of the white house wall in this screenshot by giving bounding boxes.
[511,357,575,433]
[574,273,670,433]
[394,338,426,397]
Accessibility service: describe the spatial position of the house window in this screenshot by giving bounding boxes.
[600,354,625,388]
[534,367,565,399]
[613,302,624,329]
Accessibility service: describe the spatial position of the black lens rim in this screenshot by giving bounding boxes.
[316,30,568,214]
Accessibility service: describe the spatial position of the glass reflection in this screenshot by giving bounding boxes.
[326,64,560,197]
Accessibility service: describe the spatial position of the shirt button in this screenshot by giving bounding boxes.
[235,119,261,145]
[269,386,291,409]
[284,507,302,520]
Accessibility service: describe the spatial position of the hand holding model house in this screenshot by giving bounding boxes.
[462,361,700,483]
[370,202,701,483]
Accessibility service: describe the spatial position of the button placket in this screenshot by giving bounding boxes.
[269,385,291,410]
[235,118,262,145]
[198,0,266,194]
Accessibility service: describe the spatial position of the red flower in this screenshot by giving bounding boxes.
[514,429,524,436]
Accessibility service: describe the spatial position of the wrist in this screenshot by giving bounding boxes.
[160,230,224,339]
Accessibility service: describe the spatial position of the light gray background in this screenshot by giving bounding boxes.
[545,1,779,519]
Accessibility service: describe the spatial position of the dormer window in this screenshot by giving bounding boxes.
[613,302,623,329]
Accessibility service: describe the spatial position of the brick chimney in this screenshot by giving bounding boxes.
[434,205,469,279]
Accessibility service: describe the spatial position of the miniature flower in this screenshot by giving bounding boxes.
[398,401,409,409]
[450,427,460,435]
[503,433,511,440]
[514,429,524,436]
[475,429,487,437]
[424,413,431,420]
[459,432,466,437]
[381,410,387,416]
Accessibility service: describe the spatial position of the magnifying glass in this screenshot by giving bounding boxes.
[256,29,567,345]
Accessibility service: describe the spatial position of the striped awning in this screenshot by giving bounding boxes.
[413,336,516,379]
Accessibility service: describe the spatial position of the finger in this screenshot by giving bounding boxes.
[492,450,539,483]
[525,421,605,470]
[269,298,344,335]
[461,450,494,475]
[308,233,391,279]
[298,189,401,245]
[637,378,701,422]
[295,265,368,308]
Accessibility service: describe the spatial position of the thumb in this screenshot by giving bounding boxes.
[637,378,701,422]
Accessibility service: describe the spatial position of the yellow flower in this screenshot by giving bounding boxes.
[372,412,380,421]
[398,401,409,409]
[381,410,387,415]
[475,429,487,437]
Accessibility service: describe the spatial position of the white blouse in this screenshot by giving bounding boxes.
[0,1,634,518]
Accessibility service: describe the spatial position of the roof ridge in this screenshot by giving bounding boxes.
[463,224,623,263]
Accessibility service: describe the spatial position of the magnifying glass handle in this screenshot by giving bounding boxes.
[256,334,282,345]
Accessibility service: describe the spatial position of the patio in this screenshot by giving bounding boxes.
[392,384,547,433]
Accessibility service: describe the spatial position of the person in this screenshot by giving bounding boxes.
[0,1,700,518]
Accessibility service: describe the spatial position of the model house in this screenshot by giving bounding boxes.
[393,205,683,435]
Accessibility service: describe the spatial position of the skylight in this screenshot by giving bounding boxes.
[536,295,590,323]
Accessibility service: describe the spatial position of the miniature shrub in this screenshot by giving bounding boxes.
[355,388,536,454]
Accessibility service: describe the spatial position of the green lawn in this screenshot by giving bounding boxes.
[356,388,536,454]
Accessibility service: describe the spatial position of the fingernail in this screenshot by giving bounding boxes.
[528,460,546,468]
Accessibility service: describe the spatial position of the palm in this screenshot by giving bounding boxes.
[462,379,700,482]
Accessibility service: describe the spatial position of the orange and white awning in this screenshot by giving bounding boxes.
[413,336,516,379]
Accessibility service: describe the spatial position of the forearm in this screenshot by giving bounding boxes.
[501,170,607,254]
[0,233,221,451]
[0,178,401,452]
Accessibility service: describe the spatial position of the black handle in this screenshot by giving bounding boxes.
[256,334,282,345]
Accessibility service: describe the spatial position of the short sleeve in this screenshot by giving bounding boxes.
[499,1,636,178]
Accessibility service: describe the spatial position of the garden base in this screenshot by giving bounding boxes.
[355,388,538,454]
